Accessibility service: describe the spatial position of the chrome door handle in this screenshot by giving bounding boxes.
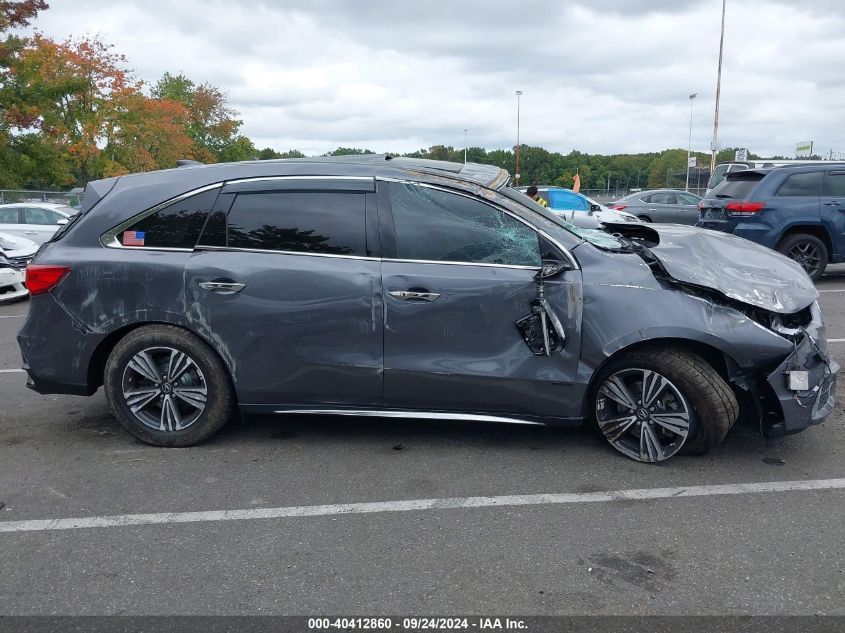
[199,281,246,294]
[824,201,840,206]
[388,290,440,302]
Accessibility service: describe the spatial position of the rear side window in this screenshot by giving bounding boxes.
[824,172,845,197]
[776,172,823,197]
[710,175,763,199]
[120,188,219,248]
[226,191,366,256]
[388,182,540,267]
[548,190,588,211]
[0,207,20,223]
[649,193,676,204]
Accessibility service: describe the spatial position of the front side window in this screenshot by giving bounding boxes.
[824,172,845,197]
[120,188,219,248]
[678,193,701,205]
[226,191,366,256]
[388,183,541,267]
[776,172,823,197]
[25,207,60,225]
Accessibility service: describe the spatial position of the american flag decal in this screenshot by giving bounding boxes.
[123,230,145,246]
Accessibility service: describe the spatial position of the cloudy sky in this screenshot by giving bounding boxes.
[20,0,845,157]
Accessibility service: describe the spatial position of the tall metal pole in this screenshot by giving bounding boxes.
[515,90,522,185]
[464,129,468,163]
[685,93,697,191]
[710,0,727,175]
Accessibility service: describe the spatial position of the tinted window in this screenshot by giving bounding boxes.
[548,190,588,211]
[226,191,366,256]
[824,172,845,197]
[776,172,823,197]
[710,175,764,199]
[120,188,219,248]
[25,207,59,225]
[389,183,540,267]
[678,193,701,205]
[0,208,20,223]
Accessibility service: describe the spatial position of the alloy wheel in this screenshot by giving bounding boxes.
[596,368,691,463]
[121,346,208,432]
[787,241,822,277]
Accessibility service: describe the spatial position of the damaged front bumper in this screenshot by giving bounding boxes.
[763,305,839,436]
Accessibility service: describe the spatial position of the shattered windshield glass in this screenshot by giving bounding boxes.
[500,187,626,250]
[389,182,542,266]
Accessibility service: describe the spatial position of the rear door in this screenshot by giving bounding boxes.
[821,169,845,257]
[380,181,583,419]
[184,178,383,409]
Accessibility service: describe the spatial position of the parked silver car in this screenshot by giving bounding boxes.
[0,202,78,245]
[610,189,702,224]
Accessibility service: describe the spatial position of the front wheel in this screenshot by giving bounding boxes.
[776,234,828,281]
[104,325,235,447]
[592,348,738,463]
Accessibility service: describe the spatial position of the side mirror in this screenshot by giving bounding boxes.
[535,260,569,280]
[588,203,601,215]
[56,218,68,226]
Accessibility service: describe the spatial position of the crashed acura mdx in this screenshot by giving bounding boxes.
[18,156,839,462]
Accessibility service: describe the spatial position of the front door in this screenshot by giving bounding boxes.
[821,169,845,256]
[380,181,582,420]
[184,179,383,408]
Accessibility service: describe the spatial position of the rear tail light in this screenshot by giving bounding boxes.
[725,201,765,214]
[612,204,628,211]
[25,265,70,295]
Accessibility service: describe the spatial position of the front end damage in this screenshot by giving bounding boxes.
[595,222,839,438]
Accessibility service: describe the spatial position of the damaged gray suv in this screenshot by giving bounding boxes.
[18,156,838,462]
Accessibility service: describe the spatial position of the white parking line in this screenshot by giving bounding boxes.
[0,369,24,373]
[1,478,843,534]
[819,289,845,293]
[0,315,25,319]
[829,339,845,343]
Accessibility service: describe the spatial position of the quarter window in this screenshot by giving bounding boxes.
[226,191,366,256]
[120,188,219,248]
[776,172,823,197]
[388,183,541,267]
[824,172,845,197]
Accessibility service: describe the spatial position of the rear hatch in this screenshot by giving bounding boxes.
[697,169,768,233]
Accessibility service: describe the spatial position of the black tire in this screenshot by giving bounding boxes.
[104,325,235,447]
[776,233,828,281]
[637,215,652,223]
[592,347,738,462]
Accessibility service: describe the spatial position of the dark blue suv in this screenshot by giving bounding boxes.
[697,164,845,280]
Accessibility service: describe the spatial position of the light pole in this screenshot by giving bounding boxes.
[710,0,727,175]
[463,129,468,163]
[515,90,522,185]
[685,93,697,191]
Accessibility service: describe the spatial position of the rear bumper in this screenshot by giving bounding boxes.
[763,306,839,436]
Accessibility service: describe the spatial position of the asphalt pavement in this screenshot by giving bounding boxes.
[1,265,843,616]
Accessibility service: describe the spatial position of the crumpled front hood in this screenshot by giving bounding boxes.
[635,224,819,314]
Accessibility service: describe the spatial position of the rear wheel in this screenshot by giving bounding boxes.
[104,325,235,447]
[776,233,828,280]
[592,347,738,463]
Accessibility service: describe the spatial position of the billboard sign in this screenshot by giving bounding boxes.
[796,141,814,157]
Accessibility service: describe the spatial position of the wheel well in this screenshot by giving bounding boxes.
[778,225,833,256]
[86,322,232,393]
[584,338,733,418]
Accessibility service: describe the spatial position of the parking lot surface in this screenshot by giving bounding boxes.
[1,265,844,615]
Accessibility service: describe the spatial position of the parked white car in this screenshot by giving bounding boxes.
[0,232,37,304]
[0,202,78,245]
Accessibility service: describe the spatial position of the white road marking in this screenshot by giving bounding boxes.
[1,478,844,534]
[818,289,845,293]
[829,339,845,343]
[0,314,25,319]
[0,369,24,373]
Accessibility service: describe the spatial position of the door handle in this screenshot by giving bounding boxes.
[388,290,440,302]
[824,201,841,206]
[199,281,246,294]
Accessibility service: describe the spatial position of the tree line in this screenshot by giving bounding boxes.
[1,2,758,192]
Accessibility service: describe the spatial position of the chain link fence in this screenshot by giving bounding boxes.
[0,189,82,207]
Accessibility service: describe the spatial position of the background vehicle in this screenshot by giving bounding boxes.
[0,202,78,245]
[609,189,702,224]
[0,232,38,269]
[18,157,836,463]
[697,164,845,280]
[516,186,640,224]
[706,159,837,196]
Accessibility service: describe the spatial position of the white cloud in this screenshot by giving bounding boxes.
[22,0,845,156]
